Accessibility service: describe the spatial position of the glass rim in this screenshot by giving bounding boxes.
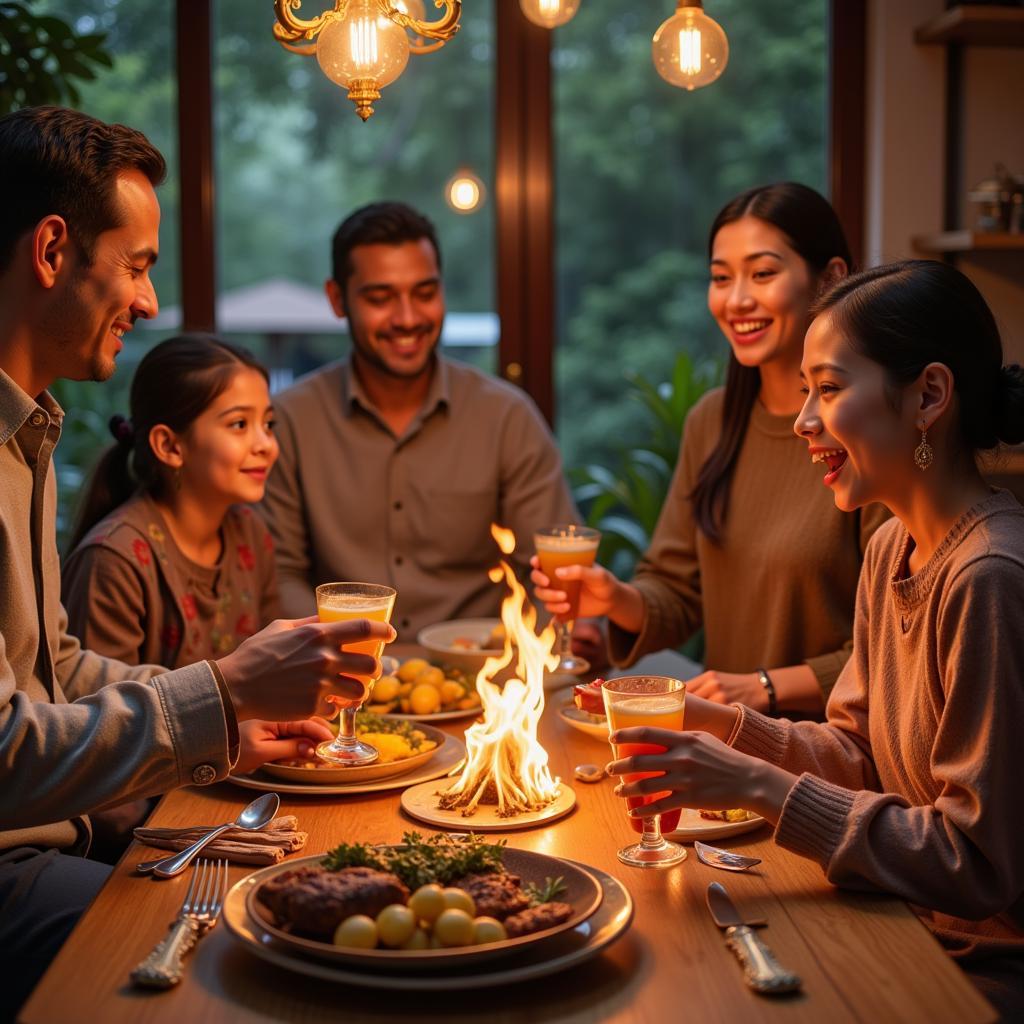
[601,675,686,695]
[533,524,601,540]
[315,581,397,599]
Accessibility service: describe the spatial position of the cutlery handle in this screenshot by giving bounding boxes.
[131,918,201,989]
[724,925,802,995]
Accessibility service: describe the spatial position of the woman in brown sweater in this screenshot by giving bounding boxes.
[534,184,886,716]
[608,260,1024,1016]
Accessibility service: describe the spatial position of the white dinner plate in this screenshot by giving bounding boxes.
[226,735,465,795]
[557,704,609,741]
[222,857,633,990]
[666,807,766,842]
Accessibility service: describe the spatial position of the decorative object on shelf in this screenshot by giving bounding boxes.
[445,168,486,214]
[652,0,729,91]
[968,165,1024,234]
[519,0,581,29]
[273,0,462,121]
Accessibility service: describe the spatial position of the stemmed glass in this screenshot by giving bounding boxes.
[534,524,600,675]
[314,582,396,767]
[603,675,687,868]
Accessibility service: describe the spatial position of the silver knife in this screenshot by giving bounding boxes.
[705,882,802,994]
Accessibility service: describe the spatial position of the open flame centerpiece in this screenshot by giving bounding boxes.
[435,525,564,819]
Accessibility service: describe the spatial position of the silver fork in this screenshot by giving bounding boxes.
[131,858,228,989]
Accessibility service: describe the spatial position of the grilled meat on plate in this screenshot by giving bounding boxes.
[257,866,409,938]
[504,901,574,938]
[454,871,532,920]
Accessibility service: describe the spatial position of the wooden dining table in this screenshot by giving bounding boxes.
[21,667,996,1024]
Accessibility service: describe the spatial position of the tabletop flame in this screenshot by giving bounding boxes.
[437,525,561,817]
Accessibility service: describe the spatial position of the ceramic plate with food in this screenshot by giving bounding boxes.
[259,719,447,785]
[666,807,766,842]
[416,618,505,675]
[228,733,466,796]
[557,704,609,741]
[244,833,603,969]
[222,856,632,991]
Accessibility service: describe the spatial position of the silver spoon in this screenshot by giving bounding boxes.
[694,840,762,872]
[136,792,280,878]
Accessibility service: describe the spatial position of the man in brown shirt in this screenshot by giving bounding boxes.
[262,202,577,638]
[0,107,391,1017]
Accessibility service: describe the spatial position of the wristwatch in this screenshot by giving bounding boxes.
[756,668,777,716]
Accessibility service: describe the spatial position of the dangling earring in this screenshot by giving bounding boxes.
[174,466,183,491]
[913,427,933,471]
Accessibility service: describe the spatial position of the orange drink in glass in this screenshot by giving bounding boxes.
[534,525,600,674]
[315,582,396,766]
[603,675,686,867]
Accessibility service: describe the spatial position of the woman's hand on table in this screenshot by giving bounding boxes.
[216,615,395,721]
[688,670,769,711]
[235,716,334,776]
[606,725,798,826]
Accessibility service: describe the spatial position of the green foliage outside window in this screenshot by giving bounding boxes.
[0,0,111,112]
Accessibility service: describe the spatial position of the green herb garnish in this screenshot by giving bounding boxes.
[524,875,567,905]
[321,831,507,890]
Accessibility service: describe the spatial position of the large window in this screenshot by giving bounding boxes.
[34,0,179,543]
[208,0,496,385]
[553,0,828,471]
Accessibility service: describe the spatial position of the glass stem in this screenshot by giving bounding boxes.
[337,705,358,749]
[640,813,664,850]
[560,618,575,659]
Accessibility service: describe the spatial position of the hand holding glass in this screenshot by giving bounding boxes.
[315,582,396,766]
[534,525,600,674]
[603,675,687,868]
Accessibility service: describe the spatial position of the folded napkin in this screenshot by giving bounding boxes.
[133,814,307,866]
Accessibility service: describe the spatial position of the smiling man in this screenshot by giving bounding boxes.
[263,202,577,638]
[0,108,396,1018]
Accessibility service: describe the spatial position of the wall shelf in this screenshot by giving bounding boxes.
[915,5,1024,47]
[913,230,1024,254]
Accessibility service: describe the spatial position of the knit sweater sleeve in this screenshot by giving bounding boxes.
[608,392,715,666]
[739,555,1024,919]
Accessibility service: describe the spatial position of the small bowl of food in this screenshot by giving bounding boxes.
[416,618,506,675]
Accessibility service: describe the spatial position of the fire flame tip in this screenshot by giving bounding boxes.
[490,522,516,555]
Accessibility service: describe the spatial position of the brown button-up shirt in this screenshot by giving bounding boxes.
[0,368,236,853]
[262,356,577,638]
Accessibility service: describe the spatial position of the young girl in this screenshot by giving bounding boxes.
[63,334,280,668]
[535,183,887,716]
[608,260,1024,1015]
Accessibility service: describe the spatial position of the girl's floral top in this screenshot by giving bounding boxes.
[62,492,280,668]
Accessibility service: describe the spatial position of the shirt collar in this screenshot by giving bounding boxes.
[343,353,451,423]
[0,367,64,447]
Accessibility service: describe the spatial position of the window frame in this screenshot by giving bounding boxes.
[176,0,865,423]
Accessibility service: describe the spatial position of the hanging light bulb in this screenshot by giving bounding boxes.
[652,0,728,91]
[315,0,411,120]
[519,0,581,30]
[445,168,486,214]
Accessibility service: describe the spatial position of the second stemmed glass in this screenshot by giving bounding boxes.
[534,524,600,675]
[603,675,687,868]
[314,582,396,767]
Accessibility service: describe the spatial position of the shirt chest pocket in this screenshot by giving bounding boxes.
[407,483,499,570]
